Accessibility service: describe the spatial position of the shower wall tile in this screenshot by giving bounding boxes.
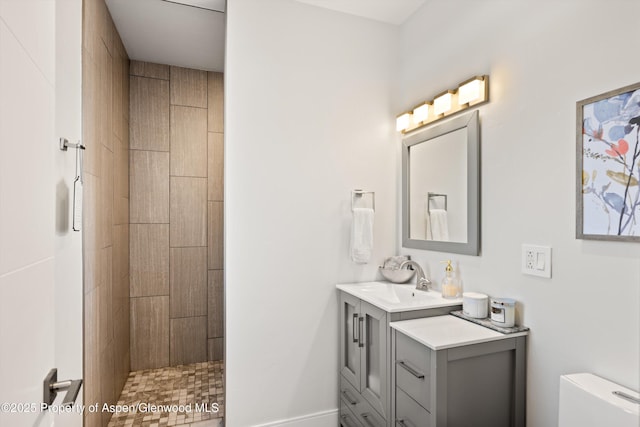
[208,72,224,133]
[83,3,130,426]
[99,144,113,248]
[208,338,224,361]
[114,135,129,199]
[131,296,170,370]
[129,62,223,370]
[82,53,99,175]
[112,224,129,282]
[130,150,169,223]
[96,40,113,153]
[112,45,123,141]
[130,60,170,80]
[130,224,169,297]
[170,66,207,108]
[170,105,208,177]
[170,247,207,318]
[170,316,208,366]
[170,177,207,247]
[208,270,223,338]
[130,76,170,151]
[208,201,223,269]
[208,132,223,201]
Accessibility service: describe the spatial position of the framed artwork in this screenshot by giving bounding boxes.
[577,82,640,241]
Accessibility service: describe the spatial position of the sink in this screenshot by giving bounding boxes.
[336,281,462,313]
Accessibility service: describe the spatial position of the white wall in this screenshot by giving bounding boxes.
[397,2,640,426]
[0,1,56,425]
[0,1,83,425]
[225,1,397,425]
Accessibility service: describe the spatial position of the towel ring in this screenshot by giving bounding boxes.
[427,192,447,214]
[352,189,375,212]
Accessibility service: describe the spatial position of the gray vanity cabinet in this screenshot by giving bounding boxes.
[339,292,389,424]
[339,290,462,427]
[392,329,527,427]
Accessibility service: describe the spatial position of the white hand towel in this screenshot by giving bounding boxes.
[428,209,449,242]
[351,208,374,264]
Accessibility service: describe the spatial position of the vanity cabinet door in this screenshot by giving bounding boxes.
[360,301,388,419]
[340,292,362,390]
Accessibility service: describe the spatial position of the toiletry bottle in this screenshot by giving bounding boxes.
[441,260,461,299]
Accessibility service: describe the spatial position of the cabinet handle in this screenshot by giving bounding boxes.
[341,389,357,405]
[613,391,640,404]
[358,316,364,348]
[397,360,425,379]
[352,313,359,343]
[361,413,377,427]
[396,419,409,427]
[341,414,358,427]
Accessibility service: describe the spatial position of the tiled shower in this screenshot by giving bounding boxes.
[129,61,224,369]
[82,1,224,426]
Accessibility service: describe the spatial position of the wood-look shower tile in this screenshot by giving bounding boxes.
[208,338,224,362]
[112,47,123,141]
[82,52,100,176]
[99,144,113,248]
[170,106,208,177]
[170,247,207,318]
[208,72,224,133]
[170,317,208,366]
[170,177,207,247]
[170,66,207,108]
[112,223,129,282]
[131,296,170,371]
[96,40,113,153]
[130,76,170,151]
[130,224,169,297]
[208,132,223,201]
[207,270,223,338]
[130,150,169,223]
[114,135,129,200]
[208,202,223,269]
[130,60,170,80]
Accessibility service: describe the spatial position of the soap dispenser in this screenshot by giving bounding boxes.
[441,260,462,299]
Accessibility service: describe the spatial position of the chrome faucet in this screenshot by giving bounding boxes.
[400,260,431,291]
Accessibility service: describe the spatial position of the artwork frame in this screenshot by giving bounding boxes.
[577,82,640,241]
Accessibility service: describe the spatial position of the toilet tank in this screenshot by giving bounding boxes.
[559,373,639,427]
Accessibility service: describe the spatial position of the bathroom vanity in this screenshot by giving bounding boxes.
[337,282,463,427]
[391,315,528,427]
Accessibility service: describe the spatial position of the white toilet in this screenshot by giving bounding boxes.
[559,373,639,427]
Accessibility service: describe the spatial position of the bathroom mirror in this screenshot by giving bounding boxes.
[402,110,480,255]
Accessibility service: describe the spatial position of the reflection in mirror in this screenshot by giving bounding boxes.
[402,110,480,255]
[409,127,467,243]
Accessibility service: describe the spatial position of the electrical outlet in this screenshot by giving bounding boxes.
[522,244,552,278]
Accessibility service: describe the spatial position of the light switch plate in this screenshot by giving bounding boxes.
[522,244,551,278]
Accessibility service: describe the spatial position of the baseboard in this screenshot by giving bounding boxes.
[253,408,339,427]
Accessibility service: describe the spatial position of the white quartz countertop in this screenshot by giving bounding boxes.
[390,315,529,350]
[336,281,462,313]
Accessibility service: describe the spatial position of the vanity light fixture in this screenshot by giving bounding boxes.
[396,75,489,134]
[412,102,430,124]
[433,90,454,116]
[396,112,412,132]
[458,76,487,106]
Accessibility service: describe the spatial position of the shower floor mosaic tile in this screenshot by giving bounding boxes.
[107,361,224,427]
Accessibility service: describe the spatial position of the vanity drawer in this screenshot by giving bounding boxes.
[341,376,385,427]
[340,374,363,409]
[354,398,386,427]
[395,387,431,427]
[340,401,364,427]
[395,332,431,410]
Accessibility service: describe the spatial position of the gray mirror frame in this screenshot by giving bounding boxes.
[402,110,480,255]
